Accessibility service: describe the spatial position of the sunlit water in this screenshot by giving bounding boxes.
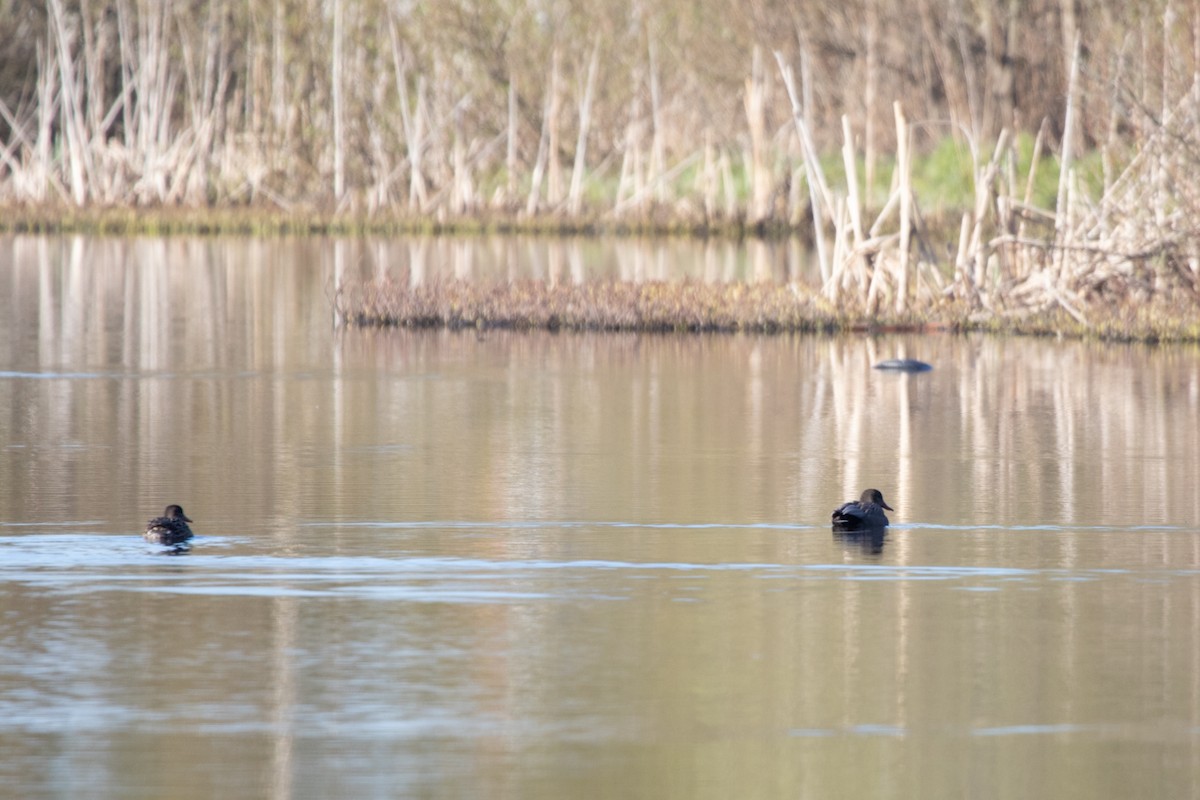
[2,235,1200,798]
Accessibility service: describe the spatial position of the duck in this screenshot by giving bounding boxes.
[144,504,194,544]
[873,358,932,372]
[831,489,893,530]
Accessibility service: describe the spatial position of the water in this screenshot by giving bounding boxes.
[2,235,1200,798]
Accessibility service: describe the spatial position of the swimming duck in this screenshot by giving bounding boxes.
[144,504,194,544]
[874,359,932,372]
[831,489,893,530]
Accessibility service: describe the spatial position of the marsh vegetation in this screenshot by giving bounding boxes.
[3,1,1200,337]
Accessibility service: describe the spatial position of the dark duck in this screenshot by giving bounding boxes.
[144,504,194,544]
[831,489,892,531]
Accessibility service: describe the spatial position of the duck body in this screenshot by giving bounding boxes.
[144,504,194,544]
[831,489,893,531]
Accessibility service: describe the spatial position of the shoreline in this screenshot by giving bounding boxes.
[0,204,816,241]
[4,206,1197,346]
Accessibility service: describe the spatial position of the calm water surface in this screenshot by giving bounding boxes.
[2,235,1200,798]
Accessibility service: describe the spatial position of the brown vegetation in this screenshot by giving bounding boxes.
[337,278,844,333]
[333,275,1200,343]
[4,1,1200,338]
[0,0,1193,221]
[336,33,1200,343]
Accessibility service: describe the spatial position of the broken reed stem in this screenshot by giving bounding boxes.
[774,50,831,289]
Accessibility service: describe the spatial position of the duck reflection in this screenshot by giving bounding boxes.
[833,527,887,555]
[149,541,192,556]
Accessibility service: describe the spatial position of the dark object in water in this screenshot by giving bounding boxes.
[874,359,932,372]
[831,489,893,531]
[144,504,194,544]
[834,528,888,555]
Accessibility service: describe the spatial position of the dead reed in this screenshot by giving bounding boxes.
[0,1,1191,229]
[6,2,1200,342]
[335,39,1200,344]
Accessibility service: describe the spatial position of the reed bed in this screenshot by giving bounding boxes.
[0,1,1191,227]
[337,45,1200,344]
[7,2,1200,341]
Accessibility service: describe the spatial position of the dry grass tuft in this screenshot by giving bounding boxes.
[335,276,1200,343]
[336,277,973,335]
[340,278,834,333]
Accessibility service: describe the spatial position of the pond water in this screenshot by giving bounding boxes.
[2,234,1200,798]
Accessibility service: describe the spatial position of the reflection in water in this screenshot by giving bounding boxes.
[833,528,888,556]
[149,542,192,556]
[2,235,1200,798]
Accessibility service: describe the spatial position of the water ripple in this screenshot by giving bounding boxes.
[0,532,1181,603]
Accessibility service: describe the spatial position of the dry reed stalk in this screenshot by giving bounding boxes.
[1054,33,1082,283]
[525,89,551,216]
[775,50,831,288]
[568,37,601,217]
[893,103,911,314]
[744,48,772,223]
[388,22,427,211]
[718,148,737,219]
[841,116,864,246]
[506,79,518,204]
[954,212,972,289]
[787,165,805,226]
[829,196,845,284]
[48,0,89,205]
[647,36,665,205]
[613,117,635,211]
[1016,118,1048,265]
[701,130,717,220]
[868,188,899,238]
[450,109,468,214]
[863,1,879,203]
[839,115,874,302]
[546,45,563,208]
[331,0,345,202]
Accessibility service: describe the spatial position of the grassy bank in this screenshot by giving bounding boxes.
[0,203,804,240]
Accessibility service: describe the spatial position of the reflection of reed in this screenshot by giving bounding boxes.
[348,235,813,287]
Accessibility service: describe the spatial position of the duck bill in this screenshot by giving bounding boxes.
[881,502,894,511]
